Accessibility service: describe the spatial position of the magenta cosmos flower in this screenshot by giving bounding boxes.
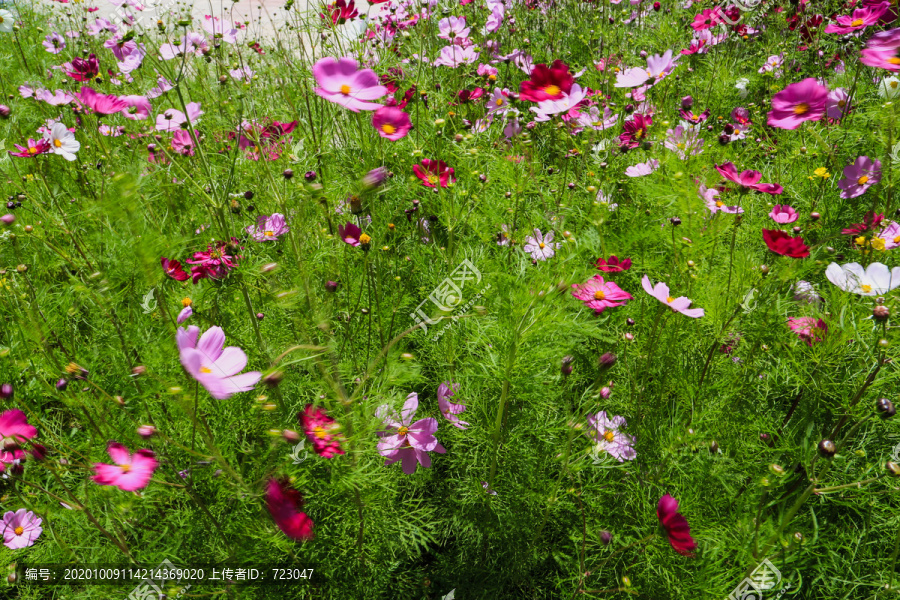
[571,275,633,315]
[837,156,881,198]
[767,78,828,130]
[715,162,783,195]
[266,478,314,540]
[10,138,51,158]
[413,159,455,188]
[2,509,42,549]
[861,28,900,71]
[437,382,469,430]
[300,404,345,458]
[0,409,38,473]
[376,393,446,475]
[75,86,128,115]
[160,257,189,281]
[595,255,632,272]
[92,442,158,491]
[177,325,262,400]
[769,205,798,224]
[338,222,367,246]
[372,106,411,140]
[587,411,636,462]
[657,495,697,556]
[313,57,387,112]
[187,240,238,283]
[642,275,704,318]
[825,3,891,34]
[247,213,289,241]
[788,317,827,346]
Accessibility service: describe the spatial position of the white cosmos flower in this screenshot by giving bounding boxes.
[879,76,900,100]
[825,262,900,296]
[735,77,750,99]
[44,123,80,161]
[0,9,14,33]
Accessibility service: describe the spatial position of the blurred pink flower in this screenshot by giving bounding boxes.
[642,275,704,318]
[92,442,158,491]
[177,325,261,400]
[313,57,386,112]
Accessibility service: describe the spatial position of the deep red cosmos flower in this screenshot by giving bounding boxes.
[321,0,358,25]
[657,494,697,556]
[619,114,652,148]
[519,60,574,102]
[412,159,456,188]
[595,255,632,272]
[160,257,189,281]
[841,211,884,235]
[763,229,810,258]
[66,54,100,82]
[265,478,314,540]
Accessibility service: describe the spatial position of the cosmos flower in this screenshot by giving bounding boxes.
[586,411,636,462]
[657,494,697,556]
[768,205,798,224]
[44,123,79,161]
[176,325,262,400]
[2,510,42,550]
[836,156,881,199]
[523,229,560,261]
[92,442,158,491]
[715,162,783,194]
[66,53,100,82]
[338,222,363,246]
[155,103,203,132]
[413,159,455,188]
[9,138,51,159]
[299,404,345,458]
[762,229,810,258]
[372,106,412,140]
[767,78,829,129]
[787,317,827,346]
[266,478,314,540]
[313,58,386,112]
[702,185,743,214]
[595,255,632,272]
[43,32,66,54]
[437,382,469,430]
[519,60,574,102]
[642,275,704,318]
[825,3,891,34]
[75,86,128,115]
[161,257,189,281]
[825,262,900,295]
[0,9,13,33]
[187,241,238,283]
[0,410,38,474]
[625,159,660,177]
[619,113,652,148]
[571,275,633,314]
[376,393,446,475]
[247,213,290,242]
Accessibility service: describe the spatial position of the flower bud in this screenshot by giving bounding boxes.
[132,365,146,376]
[56,378,68,391]
[263,371,284,387]
[887,461,900,477]
[709,440,719,453]
[599,386,611,399]
[138,425,157,439]
[817,439,836,458]
[283,169,294,180]
[0,105,9,118]
[874,305,890,322]
[304,171,317,181]
[600,530,613,545]
[561,355,574,377]
[325,280,339,292]
[282,429,300,444]
[0,214,14,225]
[876,398,896,419]
[0,383,12,400]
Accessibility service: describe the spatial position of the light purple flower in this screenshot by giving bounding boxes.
[586,411,636,462]
[826,88,851,120]
[2,509,42,549]
[43,33,66,54]
[313,57,387,112]
[642,275,704,318]
[877,221,900,249]
[530,85,586,121]
[155,103,203,132]
[664,126,704,159]
[437,382,468,430]
[177,326,261,400]
[437,16,470,41]
[247,213,289,242]
[837,156,881,198]
[625,159,660,177]
[177,306,193,324]
[376,393,446,475]
[523,228,560,261]
[702,185,742,214]
[433,45,480,68]
[769,204,798,224]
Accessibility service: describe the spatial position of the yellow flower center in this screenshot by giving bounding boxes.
[666,296,675,303]
[838,100,846,108]
[851,18,864,26]
[13,526,23,536]
[544,85,560,96]
[593,290,606,300]
[894,235,900,243]
[359,233,371,245]
[793,103,809,115]
[340,84,351,95]
[381,123,396,135]
[892,81,899,89]
[397,426,409,436]
[715,201,724,207]
[181,297,192,307]
[265,230,275,237]
[861,284,873,293]
[488,74,497,80]
[200,366,212,373]
[313,426,328,440]
[54,139,63,148]
[65,362,81,374]
[495,98,504,106]
[603,430,615,442]
[121,464,132,473]
[539,242,545,249]
[635,128,644,139]
[858,175,869,185]
[889,57,900,65]
[427,175,439,184]
[677,142,685,150]
[27,146,38,155]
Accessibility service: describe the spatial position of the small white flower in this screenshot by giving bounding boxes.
[44,123,80,161]
[825,262,900,296]
[0,9,14,33]
[878,76,900,100]
[735,77,750,99]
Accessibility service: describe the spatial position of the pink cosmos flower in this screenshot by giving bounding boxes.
[769,205,798,224]
[338,222,363,246]
[413,159,456,188]
[837,156,881,198]
[300,404,345,458]
[0,410,38,473]
[313,57,387,112]
[658,495,697,556]
[372,106,412,140]
[177,325,261,400]
[376,393,446,475]
[715,162,783,195]
[625,159,660,177]
[642,275,704,318]
[571,275,633,314]
[437,382,469,430]
[187,241,238,283]
[877,221,900,249]
[202,15,240,44]
[824,2,891,34]
[530,85,587,122]
[767,78,829,129]
[160,257,189,281]
[438,16,470,41]
[826,88,852,120]
[66,53,100,82]
[75,86,128,114]
[615,50,679,88]
[266,478,314,540]
[2,509,42,549]
[664,126,704,159]
[43,32,66,54]
[586,411,636,462]
[120,95,151,120]
[690,7,726,30]
[155,103,203,132]
[177,306,192,324]
[9,139,51,159]
[595,255,632,272]
[92,442,158,491]
[433,45,480,67]
[247,213,289,241]
[619,113,652,148]
[788,317,827,346]
[702,184,743,214]
[523,229,560,261]
[861,28,900,71]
